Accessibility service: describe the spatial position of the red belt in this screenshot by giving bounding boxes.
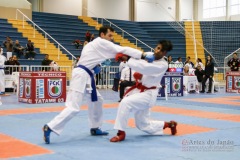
[124,82,156,97]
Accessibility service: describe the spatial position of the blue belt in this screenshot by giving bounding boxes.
[0,68,4,69]
[77,65,98,102]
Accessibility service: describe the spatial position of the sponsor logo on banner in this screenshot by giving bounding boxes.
[188,81,196,91]
[176,68,183,72]
[168,68,176,72]
[172,77,181,92]
[36,79,44,98]
[165,77,170,93]
[228,76,232,89]
[234,76,240,89]
[25,79,31,98]
[19,78,24,98]
[48,79,62,98]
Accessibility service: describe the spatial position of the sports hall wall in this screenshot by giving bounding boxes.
[0,0,32,19]
[1,0,240,21]
[28,0,192,21]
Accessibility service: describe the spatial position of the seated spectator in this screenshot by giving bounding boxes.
[49,61,59,71]
[194,64,204,90]
[72,39,82,49]
[13,40,25,59]
[85,30,91,42]
[3,36,13,60]
[112,58,128,92]
[183,65,189,76]
[41,54,52,71]
[175,57,184,68]
[89,34,95,42]
[184,56,194,69]
[25,40,36,60]
[183,65,195,76]
[4,57,12,74]
[5,55,20,74]
[227,52,239,71]
[167,55,173,64]
[118,67,135,102]
[195,58,204,69]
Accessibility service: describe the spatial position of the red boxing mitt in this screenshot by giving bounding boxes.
[115,53,129,62]
[133,72,142,80]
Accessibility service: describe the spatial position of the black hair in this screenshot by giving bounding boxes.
[233,52,237,55]
[177,57,182,60]
[197,58,202,62]
[206,55,213,65]
[99,26,114,36]
[158,40,173,52]
[207,55,212,60]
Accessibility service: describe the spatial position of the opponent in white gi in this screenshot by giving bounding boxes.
[43,26,155,144]
[0,46,6,95]
[110,40,178,142]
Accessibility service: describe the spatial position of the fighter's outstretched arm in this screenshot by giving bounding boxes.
[99,38,148,59]
[127,58,168,76]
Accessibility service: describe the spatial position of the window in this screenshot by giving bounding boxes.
[230,0,240,15]
[203,0,226,18]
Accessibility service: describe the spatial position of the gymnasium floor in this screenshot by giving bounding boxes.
[0,89,239,160]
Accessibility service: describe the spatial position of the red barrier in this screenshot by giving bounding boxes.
[226,71,240,93]
[19,72,67,104]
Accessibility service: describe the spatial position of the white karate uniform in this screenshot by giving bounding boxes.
[47,37,143,134]
[120,67,135,81]
[119,61,128,73]
[114,57,168,135]
[0,52,6,93]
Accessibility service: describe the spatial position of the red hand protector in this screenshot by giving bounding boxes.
[115,53,128,62]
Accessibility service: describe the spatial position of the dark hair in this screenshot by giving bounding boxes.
[177,57,182,60]
[197,58,202,62]
[233,52,237,55]
[99,26,114,36]
[207,55,212,60]
[206,55,213,65]
[168,55,172,58]
[158,40,173,52]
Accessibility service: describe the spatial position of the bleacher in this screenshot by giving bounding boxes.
[0,18,45,65]
[200,21,240,67]
[98,18,154,51]
[5,11,237,68]
[32,11,99,59]
[139,22,186,61]
[91,18,187,62]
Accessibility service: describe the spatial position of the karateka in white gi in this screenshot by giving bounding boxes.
[0,46,6,95]
[110,40,178,142]
[43,26,155,144]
